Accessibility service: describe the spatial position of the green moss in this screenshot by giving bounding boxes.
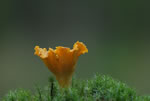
[2,74,150,101]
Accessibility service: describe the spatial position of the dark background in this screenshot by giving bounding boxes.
[1,0,150,98]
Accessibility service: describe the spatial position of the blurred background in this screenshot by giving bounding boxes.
[0,0,150,98]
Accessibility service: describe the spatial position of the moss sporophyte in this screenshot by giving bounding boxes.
[34,41,88,88]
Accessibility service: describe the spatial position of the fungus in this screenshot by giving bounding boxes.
[34,41,88,88]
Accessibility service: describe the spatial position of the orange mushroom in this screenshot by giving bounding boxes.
[34,41,88,88]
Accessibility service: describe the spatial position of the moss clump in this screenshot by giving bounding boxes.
[2,74,150,101]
